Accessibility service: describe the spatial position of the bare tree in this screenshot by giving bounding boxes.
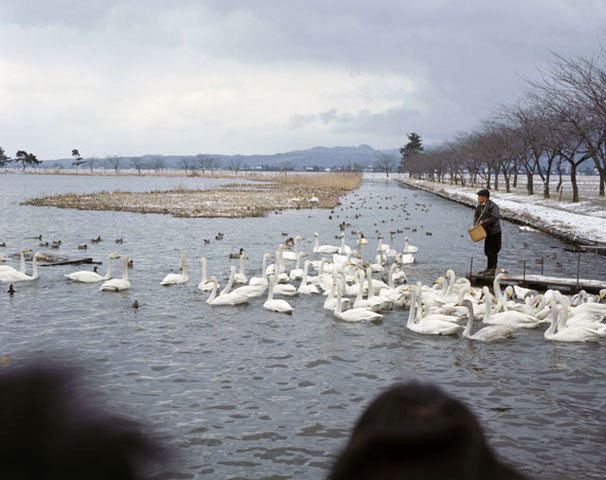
[178,157,195,175]
[150,156,165,173]
[228,157,244,175]
[131,157,144,174]
[375,153,396,178]
[86,157,97,173]
[105,155,121,174]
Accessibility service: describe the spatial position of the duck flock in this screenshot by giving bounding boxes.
[1,230,605,344]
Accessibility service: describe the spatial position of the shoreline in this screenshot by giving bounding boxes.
[395,176,606,248]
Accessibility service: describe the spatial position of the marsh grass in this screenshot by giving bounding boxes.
[247,172,362,190]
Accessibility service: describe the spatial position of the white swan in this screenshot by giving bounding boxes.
[0,252,45,282]
[353,271,382,312]
[282,235,304,261]
[406,285,462,335]
[0,247,31,273]
[323,273,351,311]
[376,233,389,253]
[544,304,601,343]
[333,279,383,323]
[482,293,540,328]
[249,253,273,287]
[197,257,219,292]
[402,236,418,254]
[160,253,189,285]
[100,255,131,291]
[313,232,339,254]
[289,251,308,280]
[65,253,120,283]
[356,231,368,246]
[385,232,398,258]
[204,275,250,306]
[396,252,415,265]
[264,275,294,314]
[297,260,320,295]
[462,300,514,342]
[233,253,248,284]
[337,232,352,255]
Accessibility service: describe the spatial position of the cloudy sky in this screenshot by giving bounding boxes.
[1,1,605,159]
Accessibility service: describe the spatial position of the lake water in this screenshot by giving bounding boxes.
[1,173,605,480]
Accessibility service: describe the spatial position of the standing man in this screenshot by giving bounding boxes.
[474,189,501,275]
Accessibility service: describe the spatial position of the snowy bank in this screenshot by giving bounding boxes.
[396,177,606,246]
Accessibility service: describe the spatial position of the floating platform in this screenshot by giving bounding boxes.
[468,272,606,294]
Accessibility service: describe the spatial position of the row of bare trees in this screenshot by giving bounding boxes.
[402,50,606,202]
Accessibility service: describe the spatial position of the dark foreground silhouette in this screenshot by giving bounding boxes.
[327,382,529,480]
[0,363,163,480]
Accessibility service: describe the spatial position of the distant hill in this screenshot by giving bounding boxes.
[40,145,401,171]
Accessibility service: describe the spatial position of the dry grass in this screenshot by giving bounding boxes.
[23,173,360,218]
[247,172,362,190]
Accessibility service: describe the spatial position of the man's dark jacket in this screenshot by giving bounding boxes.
[473,199,501,235]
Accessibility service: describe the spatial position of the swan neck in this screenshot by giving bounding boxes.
[105,254,113,278]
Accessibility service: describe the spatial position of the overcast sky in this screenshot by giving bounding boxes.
[1,1,605,159]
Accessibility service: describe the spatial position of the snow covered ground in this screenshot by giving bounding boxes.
[395,177,606,245]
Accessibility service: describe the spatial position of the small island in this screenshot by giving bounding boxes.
[23,172,362,218]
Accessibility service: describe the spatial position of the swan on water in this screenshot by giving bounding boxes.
[289,251,308,280]
[264,275,294,314]
[160,253,189,285]
[402,236,418,254]
[313,232,339,254]
[323,273,351,311]
[233,252,248,284]
[0,252,45,282]
[406,285,462,335]
[204,275,250,306]
[65,253,120,283]
[461,300,514,342]
[297,260,319,295]
[544,304,601,342]
[100,255,131,291]
[249,253,273,287]
[482,293,541,328]
[197,257,219,292]
[356,231,368,246]
[0,247,31,274]
[282,235,304,261]
[337,232,352,255]
[333,278,383,323]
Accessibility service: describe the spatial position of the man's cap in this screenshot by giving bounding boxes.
[477,189,490,197]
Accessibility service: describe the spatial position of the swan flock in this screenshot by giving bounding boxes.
[4,230,605,344]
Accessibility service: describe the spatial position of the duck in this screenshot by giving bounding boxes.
[100,255,131,291]
[229,248,244,259]
[77,244,87,250]
[461,300,514,342]
[7,284,15,295]
[65,253,120,283]
[115,238,124,244]
[264,275,294,314]
[91,236,102,243]
[160,253,189,285]
[283,235,305,261]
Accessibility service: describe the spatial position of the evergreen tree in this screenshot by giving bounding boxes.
[0,147,10,167]
[399,132,424,173]
[72,148,84,172]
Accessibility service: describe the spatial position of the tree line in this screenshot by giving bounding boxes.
[400,49,606,202]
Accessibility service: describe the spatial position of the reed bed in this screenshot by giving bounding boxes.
[23,174,359,218]
[248,172,362,190]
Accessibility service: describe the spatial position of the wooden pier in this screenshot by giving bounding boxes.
[468,272,605,294]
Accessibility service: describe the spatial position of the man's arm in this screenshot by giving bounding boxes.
[481,202,500,228]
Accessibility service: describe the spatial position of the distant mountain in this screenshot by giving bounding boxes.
[39,145,400,171]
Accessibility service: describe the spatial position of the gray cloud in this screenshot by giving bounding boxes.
[1,1,606,158]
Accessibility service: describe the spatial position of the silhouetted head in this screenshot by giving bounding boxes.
[0,363,163,480]
[327,382,527,480]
